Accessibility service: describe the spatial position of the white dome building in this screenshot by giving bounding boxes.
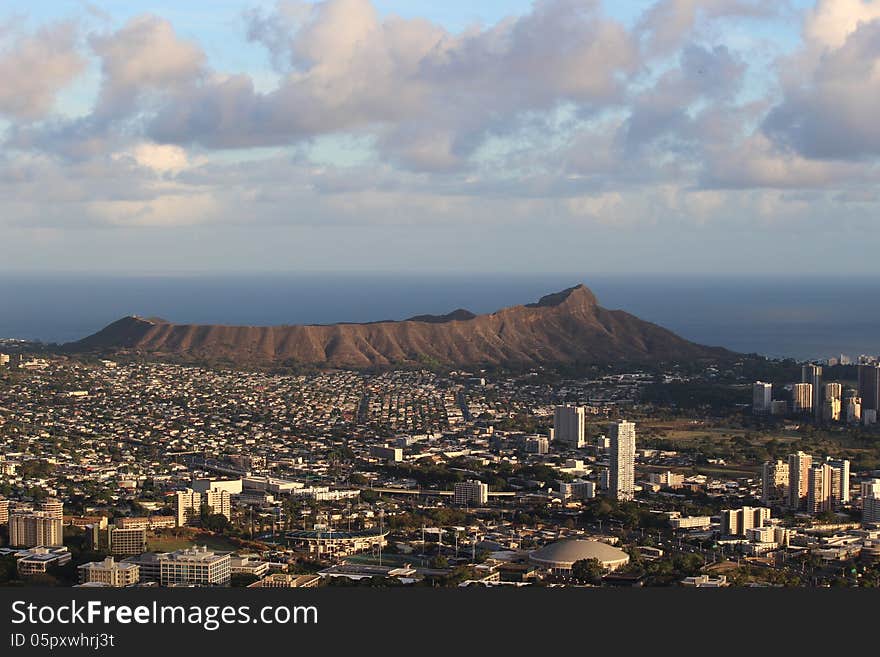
[529,539,629,574]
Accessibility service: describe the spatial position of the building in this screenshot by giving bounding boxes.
[792,383,813,415]
[229,556,270,579]
[108,526,147,555]
[559,480,596,501]
[38,498,64,519]
[78,557,140,587]
[647,471,684,489]
[175,489,201,527]
[454,480,488,506]
[191,478,243,495]
[845,396,862,424]
[609,420,636,502]
[862,479,880,525]
[529,539,630,575]
[822,397,841,422]
[770,400,788,416]
[175,487,231,527]
[669,516,712,530]
[15,547,72,576]
[248,573,321,588]
[858,364,880,416]
[284,529,388,558]
[802,364,822,419]
[0,497,8,525]
[721,507,771,536]
[761,459,789,505]
[519,435,549,455]
[825,458,851,506]
[115,515,176,530]
[369,445,403,462]
[681,574,728,587]
[807,463,833,514]
[788,451,813,510]
[752,382,772,414]
[553,404,586,448]
[9,511,63,548]
[158,546,231,587]
[825,382,842,401]
[120,552,163,583]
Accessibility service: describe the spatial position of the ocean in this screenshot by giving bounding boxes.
[1,273,877,361]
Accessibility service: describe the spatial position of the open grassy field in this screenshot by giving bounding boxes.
[146,529,242,553]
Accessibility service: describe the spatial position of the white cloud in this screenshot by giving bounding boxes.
[0,21,85,120]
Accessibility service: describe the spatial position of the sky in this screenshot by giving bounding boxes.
[1,0,879,275]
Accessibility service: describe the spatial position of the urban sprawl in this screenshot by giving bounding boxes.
[1,350,880,588]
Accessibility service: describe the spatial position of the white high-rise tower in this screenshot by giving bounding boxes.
[609,420,636,501]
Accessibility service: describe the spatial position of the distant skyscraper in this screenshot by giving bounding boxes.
[844,396,862,424]
[609,420,636,502]
[858,364,880,414]
[807,463,832,514]
[788,451,813,510]
[752,382,772,415]
[792,383,813,415]
[825,457,850,506]
[761,460,789,505]
[822,397,841,422]
[553,404,586,448]
[802,364,822,419]
[862,479,880,525]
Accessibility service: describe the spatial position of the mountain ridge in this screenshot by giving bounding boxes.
[68,283,732,368]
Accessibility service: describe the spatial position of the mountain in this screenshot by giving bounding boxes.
[68,284,732,368]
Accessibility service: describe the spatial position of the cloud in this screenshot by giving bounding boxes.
[764,14,880,159]
[148,0,639,169]
[635,0,778,55]
[89,14,205,120]
[0,21,85,120]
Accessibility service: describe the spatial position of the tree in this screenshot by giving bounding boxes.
[571,558,604,585]
[231,573,260,587]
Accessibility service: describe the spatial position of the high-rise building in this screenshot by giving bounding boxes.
[752,382,772,415]
[609,420,636,502]
[792,383,813,415]
[0,497,8,525]
[721,507,771,536]
[175,489,202,527]
[553,404,586,448]
[204,489,231,521]
[176,488,230,526]
[788,451,813,510]
[761,460,789,504]
[38,498,64,520]
[822,397,841,422]
[802,364,822,419]
[825,458,850,506]
[807,463,833,514]
[862,479,880,525]
[9,511,64,548]
[858,364,880,414]
[822,383,842,422]
[78,557,140,587]
[844,396,862,424]
[453,480,488,506]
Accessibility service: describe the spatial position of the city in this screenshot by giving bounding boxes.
[1,349,879,588]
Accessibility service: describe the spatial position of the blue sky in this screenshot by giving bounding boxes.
[2,1,879,274]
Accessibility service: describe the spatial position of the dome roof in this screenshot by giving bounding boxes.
[529,539,629,567]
